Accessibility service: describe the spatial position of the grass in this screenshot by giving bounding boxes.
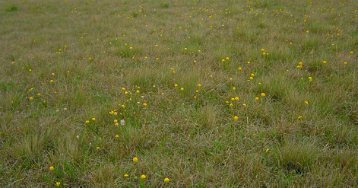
[0,0,357,187]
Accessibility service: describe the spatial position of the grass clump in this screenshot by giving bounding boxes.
[5,5,18,12]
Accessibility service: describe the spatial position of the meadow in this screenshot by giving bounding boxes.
[0,0,357,187]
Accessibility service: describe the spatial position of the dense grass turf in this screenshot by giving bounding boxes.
[0,0,357,187]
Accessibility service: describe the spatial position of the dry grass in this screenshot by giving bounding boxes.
[0,0,357,187]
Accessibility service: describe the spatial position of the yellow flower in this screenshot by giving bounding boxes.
[255,97,259,100]
[306,30,309,33]
[92,117,96,121]
[56,182,60,186]
[141,174,146,179]
[164,177,170,182]
[226,56,229,60]
[235,97,239,100]
[198,83,202,87]
[133,157,138,162]
[143,103,147,106]
[29,97,33,100]
[115,134,119,138]
[261,93,266,97]
[308,77,312,81]
[323,60,327,64]
[234,116,238,120]
[85,120,89,124]
[238,67,242,70]
[247,61,251,64]
[49,166,54,171]
[180,87,184,91]
[298,115,303,119]
[344,61,348,65]
[29,69,32,72]
[124,174,129,177]
[96,146,100,150]
[305,101,309,105]
[232,87,236,90]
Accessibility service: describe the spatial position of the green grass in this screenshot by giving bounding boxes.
[0,0,357,187]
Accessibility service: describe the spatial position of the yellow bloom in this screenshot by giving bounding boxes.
[234,116,238,120]
[133,157,138,162]
[255,97,259,100]
[197,83,202,87]
[115,134,119,138]
[92,117,95,121]
[49,166,54,171]
[124,174,129,177]
[344,61,348,65]
[141,174,146,179]
[85,120,89,124]
[305,101,309,105]
[238,67,242,70]
[261,93,266,97]
[235,97,239,100]
[180,87,184,91]
[308,77,313,81]
[29,97,33,100]
[323,60,327,64]
[164,177,170,182]
[56,182,60,186]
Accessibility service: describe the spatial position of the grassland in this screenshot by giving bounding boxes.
[0,0,357,187]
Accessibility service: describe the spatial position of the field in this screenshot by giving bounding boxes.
[0,0,357,187]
